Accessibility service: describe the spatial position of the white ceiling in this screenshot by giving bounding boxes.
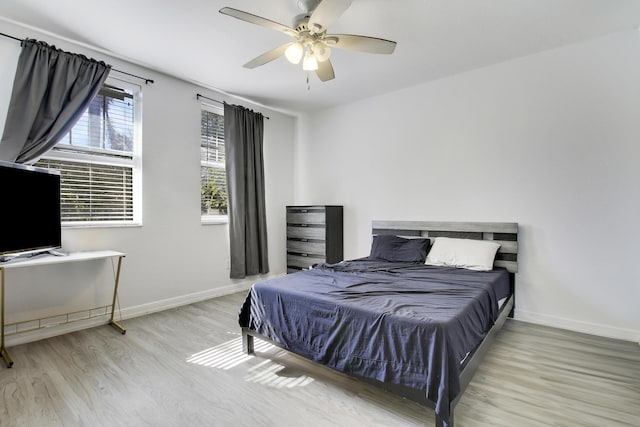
[1,0,639,114]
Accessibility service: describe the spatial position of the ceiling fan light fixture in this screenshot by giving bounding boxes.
[313,41,331,62]
[302,51,318,71]
[285,42,304,64]
[219,1,397,83]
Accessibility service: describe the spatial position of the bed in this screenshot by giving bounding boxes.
[239,221,518,427]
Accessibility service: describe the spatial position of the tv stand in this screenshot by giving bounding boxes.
[0,250,126,368]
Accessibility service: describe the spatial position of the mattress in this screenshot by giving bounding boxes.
[239,259,511,423]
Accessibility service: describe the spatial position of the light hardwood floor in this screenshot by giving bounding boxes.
[1,292,639,427]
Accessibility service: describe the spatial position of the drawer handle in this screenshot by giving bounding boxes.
[301,238,308,242]
[300,224,308,227]
[301,253,308,257]
[301,209,308,213]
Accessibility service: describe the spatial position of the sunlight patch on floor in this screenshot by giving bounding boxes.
[186,336,314,388]
[186,337,272,370]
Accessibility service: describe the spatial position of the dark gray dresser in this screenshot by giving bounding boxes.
[286,205,343,273]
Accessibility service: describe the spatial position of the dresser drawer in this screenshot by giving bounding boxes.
[287,239,325,254]
[287,206,325,214]
[287,253,325,269]
[287,211,326,225]
[287,225,325,240]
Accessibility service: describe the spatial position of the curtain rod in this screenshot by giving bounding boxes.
[197,93,270,119]
[0,31,154,85]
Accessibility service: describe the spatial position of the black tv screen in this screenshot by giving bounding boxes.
[0,161,62,257]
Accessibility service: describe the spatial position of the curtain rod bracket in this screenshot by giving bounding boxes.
[110,68,154,84]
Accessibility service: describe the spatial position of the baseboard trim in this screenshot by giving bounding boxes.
[116,279,257,320]
[517,309,640,343]
[3,275,278,347]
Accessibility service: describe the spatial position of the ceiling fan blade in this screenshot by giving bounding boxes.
[316,59,335,82]
[325,34,397,54]
[308,0,352,34]
[220,7,297,37]
[243,43,294,69]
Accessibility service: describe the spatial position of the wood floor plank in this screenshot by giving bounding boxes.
[1,291,639,426]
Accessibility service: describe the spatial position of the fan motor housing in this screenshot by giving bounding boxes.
[293,13,311,33]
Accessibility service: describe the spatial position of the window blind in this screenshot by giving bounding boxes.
[201,109,227,216]
[35,158,134,222]
[201,109,225,164]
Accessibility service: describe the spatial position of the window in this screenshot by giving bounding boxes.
[35,79,141,225]
[201,106,227,222]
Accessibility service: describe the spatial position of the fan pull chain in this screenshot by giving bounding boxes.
[306,73,311,91]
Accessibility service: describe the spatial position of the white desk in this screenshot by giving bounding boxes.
[0,250,126,368]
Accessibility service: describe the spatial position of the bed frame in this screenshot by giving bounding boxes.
[242,220,518,427]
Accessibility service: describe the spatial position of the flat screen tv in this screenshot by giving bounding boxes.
[0,160,62,261]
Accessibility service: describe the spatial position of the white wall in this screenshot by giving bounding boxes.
[0,20,296,345]
[296,30,640,342]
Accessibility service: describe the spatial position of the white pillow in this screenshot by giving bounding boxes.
[425,237,500,271]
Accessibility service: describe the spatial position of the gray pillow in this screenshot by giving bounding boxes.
[369,235,430,263]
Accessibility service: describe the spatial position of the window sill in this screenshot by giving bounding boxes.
[201,216,228,225]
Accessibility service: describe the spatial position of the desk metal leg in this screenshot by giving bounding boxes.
[1,267,13,368]
[109,256,126,335]
[1,347,12,368]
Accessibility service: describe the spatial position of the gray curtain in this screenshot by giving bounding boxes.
[0,39,111,164]
[224,102,269,279]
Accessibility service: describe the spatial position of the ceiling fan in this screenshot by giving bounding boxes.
[219,0,397,82]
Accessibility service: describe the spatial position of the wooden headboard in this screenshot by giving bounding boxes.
[371,220,519,273]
